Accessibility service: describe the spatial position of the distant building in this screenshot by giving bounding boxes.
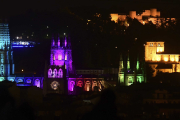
[118,52,146,86]
[145,41,180,76]
[110,8,176,27]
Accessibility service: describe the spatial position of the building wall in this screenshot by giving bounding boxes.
[110,9,174,27]
[145,41,180,76]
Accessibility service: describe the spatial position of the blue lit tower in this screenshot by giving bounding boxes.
[0,21,15,81]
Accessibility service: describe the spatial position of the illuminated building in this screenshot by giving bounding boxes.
[0,22,15,82]
[44,35,105,95]
[118,52,146,86]
[145,41,180,76]
[110,8,176,27]
[0,21,43,88]
[12,40,36,47]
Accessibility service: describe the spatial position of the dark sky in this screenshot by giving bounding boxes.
[1,0,180,17]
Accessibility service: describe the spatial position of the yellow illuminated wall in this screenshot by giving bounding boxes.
[145,41,180,76]
[110,8,176,27]
[145,42,164,61]
[110,14,119,23]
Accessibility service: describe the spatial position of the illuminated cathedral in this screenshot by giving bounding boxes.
[43,35,104,95]
[118,52,146,86]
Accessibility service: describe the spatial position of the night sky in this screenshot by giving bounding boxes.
[1,0,180,74]
[1,0,180,17]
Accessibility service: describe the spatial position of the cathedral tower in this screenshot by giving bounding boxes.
[46,34,72,94]
[0,21,15,81]
[118,51,145,86]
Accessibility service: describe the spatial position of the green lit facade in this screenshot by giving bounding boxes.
[118,52,146,86]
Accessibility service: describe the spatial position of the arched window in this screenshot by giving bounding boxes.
[17,79,23,83]
[70,81,75,91]
[26,79,31,83]
[85,81,91,91]
[65,53,67,60]
[53,54,55,60]
[34,79,40,88]
[58,54,62,60]
[53,69,57,78]
[59,69,63,78]
[92,81,97,91]
[48,68,52,78]
[77,81,83,87]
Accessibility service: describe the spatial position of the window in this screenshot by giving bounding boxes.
[58,54,62,60]
[53,55,55,60]
[26,79,31,83]
[158,43,160,46]
[59,69,63,78]
[48,69,52,78]
[65,54,67,60]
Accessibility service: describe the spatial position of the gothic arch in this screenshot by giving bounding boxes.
[58,68,63,78]
[92,80,98,91]
[26,79,31,83]
[77,80,83,87]
[53,69,57,78]
[85,81,91,91]
[48,68,52,78]
[34,79,40,88]
[70,81,75,91]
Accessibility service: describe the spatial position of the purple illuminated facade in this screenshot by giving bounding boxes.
[44,34,105,95]
[49,35,73,77]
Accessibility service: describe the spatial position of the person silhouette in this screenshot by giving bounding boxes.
[80,88,121,120]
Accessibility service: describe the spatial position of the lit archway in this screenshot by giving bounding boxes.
[48,68,52,78]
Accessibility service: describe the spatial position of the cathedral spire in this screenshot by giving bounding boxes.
[64,36,67,47]
[119,53,123,71]
[58,34,60,47]
[136,54,140,71]
[127,51,130,70]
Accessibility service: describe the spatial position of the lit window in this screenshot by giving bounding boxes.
[143,21,145,25]
[160,49,162,52]
[65,54,67,60]
[157,49,159,52]
[171,58,174,61]
[152,43,153,46]
[47,26,49,28]
[47,34,48,37]
[65,65,66,69]
[58,54,62,60]
[158,43,160,46]
[157,58,160,61]
[27,36,29,38]
[16,37,19,39]
[64,33,66,35]
[164,57,168,61]
[53,55,55,60]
